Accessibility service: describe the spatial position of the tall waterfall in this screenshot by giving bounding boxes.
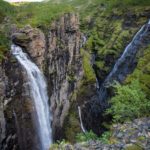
[98,20,150,104]
[11,45,52,150]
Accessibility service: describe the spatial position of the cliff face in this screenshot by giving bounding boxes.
[0,65,6,146]
[0,5,150,149]
[0,13,83,149]
[46,13,83,140]
[1,55,41,150]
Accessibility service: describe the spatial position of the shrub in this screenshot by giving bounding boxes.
[76,130,113,144]
[106,80,150,122]
[80,48,96,83]
[99,131,111,144]
[76,130,98,142]
[49,140,69,150]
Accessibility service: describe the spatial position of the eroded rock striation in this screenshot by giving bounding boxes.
[46,13,83,140]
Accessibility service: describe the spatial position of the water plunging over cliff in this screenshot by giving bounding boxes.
[11,45,52,150]
[78,106,86,133]
[99,20,150,104]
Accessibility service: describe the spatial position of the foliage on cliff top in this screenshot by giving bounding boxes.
[1,0,150,26]
[13,2,73,27]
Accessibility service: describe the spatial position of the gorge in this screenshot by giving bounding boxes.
[0,0,150,150]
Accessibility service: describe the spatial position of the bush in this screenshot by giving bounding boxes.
[106,80,150,122]
[76,130,98,142]
[50,140,69,150]
[99,131,111,144]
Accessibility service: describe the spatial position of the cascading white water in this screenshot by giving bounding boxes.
[98,20,150,104]
[78,106,86,133]
[11,44,52,150]
[105,25,145,84]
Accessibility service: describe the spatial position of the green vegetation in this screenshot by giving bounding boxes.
[14,2,73,27]
[126,46,150,97]
[80,48,96,83]
[106,80,150,122]
[125,144,144,150]
[76,130,98,142]
[99,131,112,144]
[50,139,70,150]
[64,110,81,143]
[0,0,14,21]
[75,130,113,144]
[0,0,150,60]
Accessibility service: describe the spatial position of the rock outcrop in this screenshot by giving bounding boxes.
[0,64,6,146]
[52,118,150,150]
[12,25,46,70]
[46,13,83,140]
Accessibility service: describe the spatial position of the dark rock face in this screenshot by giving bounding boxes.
[0,13,83,149]
[0,55,41,150]
[0,65,6,146]
[46,13,83,140]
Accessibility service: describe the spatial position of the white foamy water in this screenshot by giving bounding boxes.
[78,106,86,133]
[105,24,146,83]
[11,44,52,150]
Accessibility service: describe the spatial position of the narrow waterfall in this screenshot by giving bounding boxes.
[78,106,86,133]
[98,20,150,104]
[11,45,52,150]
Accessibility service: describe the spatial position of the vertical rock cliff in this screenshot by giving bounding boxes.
[0,13,83,149]
[0,25,47,149]
[46,13,83,140]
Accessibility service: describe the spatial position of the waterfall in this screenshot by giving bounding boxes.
[78,106,86,133]
[11,45,52,150]
[98,20,150,103]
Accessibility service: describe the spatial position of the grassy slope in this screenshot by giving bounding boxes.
[0,0,14,58]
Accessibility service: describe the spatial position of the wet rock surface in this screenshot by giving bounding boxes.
[0,54,41,150]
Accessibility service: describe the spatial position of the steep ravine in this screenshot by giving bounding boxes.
[98,20,150,106]
[0,11,150,150]
[76,8,150,137]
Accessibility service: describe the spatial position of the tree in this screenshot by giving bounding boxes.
[106,80,150,122]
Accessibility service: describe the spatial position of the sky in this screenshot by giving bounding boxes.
[4,0,44,2]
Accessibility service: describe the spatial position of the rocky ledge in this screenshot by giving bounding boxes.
[52,118,150,150]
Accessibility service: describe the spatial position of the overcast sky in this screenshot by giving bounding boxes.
[5,0,44,2]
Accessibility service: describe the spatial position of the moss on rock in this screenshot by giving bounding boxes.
[125,144,144,150]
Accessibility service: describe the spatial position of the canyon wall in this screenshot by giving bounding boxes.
[0,13,84,149]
